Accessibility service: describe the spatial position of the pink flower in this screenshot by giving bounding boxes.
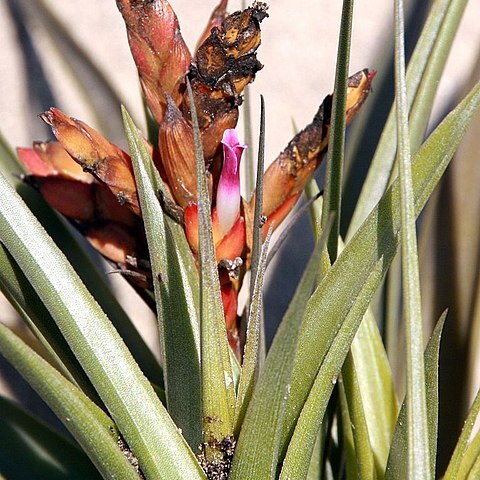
[216,129,247,236]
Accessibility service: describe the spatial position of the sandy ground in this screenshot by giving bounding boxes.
[0,0,479,414]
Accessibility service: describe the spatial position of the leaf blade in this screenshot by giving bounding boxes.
[122,106,202,448]
[0,170,206,479]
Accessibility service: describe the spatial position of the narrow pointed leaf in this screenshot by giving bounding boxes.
[306,433,323,480]
[0,133,164,389]
[239,79,480,471]
[280,79,480,463]
[408,0,468,152]
[386,312,446,479]
[342,351,377,480]
[0,244,99,402]
[249,95,266,362]
[0,395,101,479]
[0,324,137,479]
[234,226,272,432]
[339,379,359,480]
[0,171,206,479]
[455,427,480,479]
[350,310,398,474]
[444,385,480,478]
[279,259,386,479]
[187,80,235,456]
[321,0,354,260]
[348,0,466,237]
[394,0,430,476]
[122,107,202,448]
[230,222,332,479]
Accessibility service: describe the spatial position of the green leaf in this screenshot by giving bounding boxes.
[230,221,331,479]
[0,324,136,479]
[0,132,164,389]
[0,395,101,480]
[248,94,267,364]
[386,311,446,479]
[282,78,480,463]
[0,171,206,479]
[187,80,235,456]
[239,79,480,474]
[306,432,323,480]
[350,310,398,474]
[122,106,202,448]
[321,0,354,261]
[234,226,272,433]
[348,0,467,238]
[341,351,377,480]
[408,0,469,152]
[0,244,99,402]
[444,379,480,478]
[455,428,480,479]
[339,378,359,480]
[394,0,430,475]
[279,259,386,479]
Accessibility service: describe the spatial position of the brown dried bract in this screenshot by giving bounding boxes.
[195,0,229,54]
[184,2,268,132]
[259,69,375,222]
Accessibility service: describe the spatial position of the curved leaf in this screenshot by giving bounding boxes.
[0,324,136,479]
[0,171,206,479]
[234,80,480,476]
[0,395,101,480]
[279,259,386,479]
[0,244,99,401]
[0,131,164,389]
[280,79,480,463]
[341,351,377,480]
[386,312,446,479]
[122,107,202,448]
[350,310,398,474]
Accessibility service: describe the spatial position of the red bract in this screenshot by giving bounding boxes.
[17,0,374,358]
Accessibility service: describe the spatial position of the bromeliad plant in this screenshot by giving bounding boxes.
[0,0,480,479]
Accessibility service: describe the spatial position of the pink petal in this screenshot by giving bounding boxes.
[216,129,247,236]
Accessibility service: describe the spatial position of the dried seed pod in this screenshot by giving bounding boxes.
[195,0,229,54]
[41,108,140,215]
[184,2,268,133]
[116,0,192,123]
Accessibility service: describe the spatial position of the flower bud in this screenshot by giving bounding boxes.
[116,0,192,123]
[41,108,140,215]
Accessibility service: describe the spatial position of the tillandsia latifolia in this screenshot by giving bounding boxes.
[18,0,373,358]
[3,0,480,477]
[15,0,373,474]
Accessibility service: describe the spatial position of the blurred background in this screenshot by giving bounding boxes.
[0,0,479,474]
